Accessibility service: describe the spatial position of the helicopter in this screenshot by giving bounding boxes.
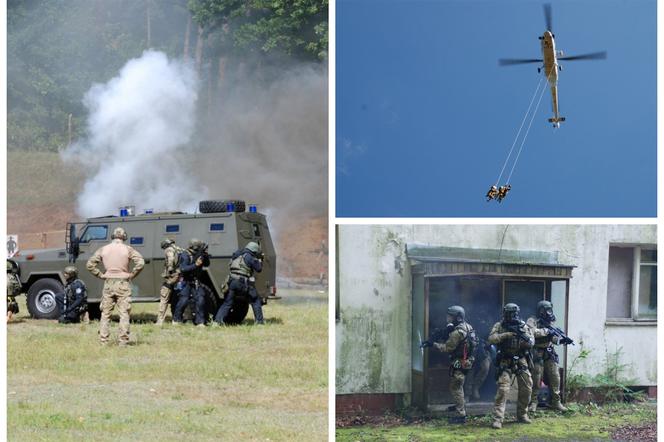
[499,4,607,128]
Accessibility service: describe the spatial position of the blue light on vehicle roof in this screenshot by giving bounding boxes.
[120,208,128,216]
[249,205,257,213]
[226,202,235,212]
[144,209,153,214]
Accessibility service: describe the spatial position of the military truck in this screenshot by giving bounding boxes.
[8,200,277,324]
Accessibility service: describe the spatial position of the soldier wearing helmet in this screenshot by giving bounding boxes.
[86,226,144,346]
[527,300,570,413]
[172,238,210,326]
[55,266,89,324]
[431,305,478,424]
[215,241,265,325]
[156,238,183,326]
[7,260,21,322]
[488,303,534,429]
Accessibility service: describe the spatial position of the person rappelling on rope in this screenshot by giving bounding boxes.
[497,185,511,203]
[486,186,499,201]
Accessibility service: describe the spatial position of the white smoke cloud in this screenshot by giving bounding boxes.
[62,50,206,217]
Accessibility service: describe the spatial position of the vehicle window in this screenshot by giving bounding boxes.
[210,223,224,232]
[79,225,108,243]
[165,225,180,233]
[252,223,261,237]
[130,237,144,245]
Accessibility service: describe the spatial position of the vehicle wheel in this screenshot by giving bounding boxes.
[87,303,101,320]
[199,200,246,213]
[26,278,63,319]
[224,301,249,324]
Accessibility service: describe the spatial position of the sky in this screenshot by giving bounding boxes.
[336,0,656,217]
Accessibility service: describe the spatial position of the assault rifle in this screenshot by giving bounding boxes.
[546,325,574,345]
[419,324,454,349]
[504,323,533,344]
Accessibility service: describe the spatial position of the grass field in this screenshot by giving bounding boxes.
[8,289,328,441]
[336,402,656,441]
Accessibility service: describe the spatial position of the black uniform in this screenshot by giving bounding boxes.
[173,250,210,325]
[56,279,88,323]
[215,248,263,324]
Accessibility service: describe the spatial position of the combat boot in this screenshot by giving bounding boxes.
[528,401,537,413]
[491,420,502,429]
[448,415,466,424]
[517,415,532,424]
[551,401,568,412]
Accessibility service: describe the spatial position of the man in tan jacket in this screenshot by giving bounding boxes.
[87,227,144,346]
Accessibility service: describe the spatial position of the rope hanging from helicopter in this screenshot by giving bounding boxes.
[494,74,545,187]
[506,67,552,183]
[487,64,555,203]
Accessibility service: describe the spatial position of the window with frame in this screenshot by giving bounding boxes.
[607,245,656,321]
[79,225,108,243]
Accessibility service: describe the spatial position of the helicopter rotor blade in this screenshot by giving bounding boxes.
[544,3,553,32]
[499,58,543,66]
[558,51,607,61]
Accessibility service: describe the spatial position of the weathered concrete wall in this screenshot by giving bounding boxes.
[336,225,657,394]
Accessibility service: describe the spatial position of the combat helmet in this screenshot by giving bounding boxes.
[188,238,204,252]
[502,303,520,324]
[161,238,175,249]
[536,300,556,323]
[447,305,465,324]
[63,266,78,280]
[112,227,128,240]
[246,242,261,255]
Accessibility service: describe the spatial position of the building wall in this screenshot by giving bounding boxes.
[336,224,657,395]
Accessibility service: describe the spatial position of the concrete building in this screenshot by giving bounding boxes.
[336,224,656,414]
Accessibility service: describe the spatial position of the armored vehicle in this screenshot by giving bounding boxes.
[8,200,277,323]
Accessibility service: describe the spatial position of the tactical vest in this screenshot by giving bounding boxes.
[498,320,528,357]
[229,253,252,277]
[451,322,478,361]
[533,318,554,348]
[163,245,184,275]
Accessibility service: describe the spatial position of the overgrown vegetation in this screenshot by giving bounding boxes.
[8,289,327,441]
[336,402,656,441]
[566,345,646,403]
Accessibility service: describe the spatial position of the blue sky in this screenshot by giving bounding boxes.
[336,0,656,217]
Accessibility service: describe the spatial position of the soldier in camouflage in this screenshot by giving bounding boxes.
[464,304,493,401]
[488,303,534,429]
[433,305,477,424]
[527,300,570,412]
[86,227,144,346]
[7,261,21,322]
[156,239,182,326]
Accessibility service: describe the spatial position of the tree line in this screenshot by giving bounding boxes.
[8,0,328,151]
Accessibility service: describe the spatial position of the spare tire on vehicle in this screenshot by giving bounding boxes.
[199,200,246,213]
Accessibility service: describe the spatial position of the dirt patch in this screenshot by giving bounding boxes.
[611,422,657,442]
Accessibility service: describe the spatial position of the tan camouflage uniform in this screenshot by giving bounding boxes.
[434,322,475,417]
[156,245,181,325]
[526,316,565,412]
[7,267,21,321]
[487,321,534,427]
[87,238,144,345]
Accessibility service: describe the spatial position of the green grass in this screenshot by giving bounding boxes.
[8,289,328,441]
[336,403,656,441]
